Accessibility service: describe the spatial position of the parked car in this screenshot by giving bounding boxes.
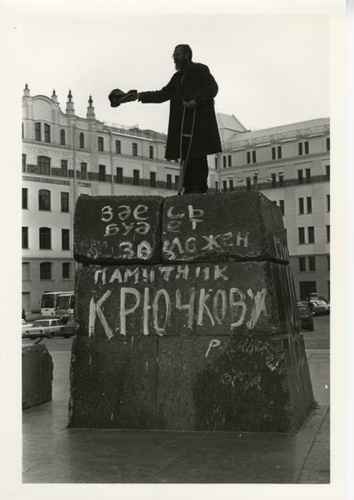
[21,319,33,334]
[309,299,330,315]
[297,301,314,331]
[22,318,65,339]
[60,318,78,338]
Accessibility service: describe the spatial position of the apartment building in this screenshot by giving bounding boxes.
[211,114,330,301]
[22,86,180,312]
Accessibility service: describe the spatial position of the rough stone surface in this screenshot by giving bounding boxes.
[22,344,53,409]
[74,195,164,265]
[161,191,289,263]
[68,332,313,431]
[68,335,158,428]
[69,192,314,432]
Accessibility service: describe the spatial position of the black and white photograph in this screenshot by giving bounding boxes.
[0,0,351,498]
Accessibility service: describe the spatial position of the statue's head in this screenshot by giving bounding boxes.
[173,44,193,70]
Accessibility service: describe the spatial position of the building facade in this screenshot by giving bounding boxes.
[210,114,330,302]
[22,86,181,313]
[22,87,330,312]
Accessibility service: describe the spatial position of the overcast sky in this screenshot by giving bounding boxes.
[18,10,330,134]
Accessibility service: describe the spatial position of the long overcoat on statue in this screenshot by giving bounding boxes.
[138,62,222,160]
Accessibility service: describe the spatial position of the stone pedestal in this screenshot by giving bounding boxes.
[69,192,314,431]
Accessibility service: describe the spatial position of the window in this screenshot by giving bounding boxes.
[229,179,234,191]
[62,229,70,250]
[299,257,306,272]
[166,174,172,189]
[38,189,51,211]
[297,169,303,185]
[150,171,156,187]
[215,181,219,191]
[278,174,284,187]
[327,255,330,270]
[308,226,315,244]
[298,227,305,244]
[62,263,71,279]
[22,262,30,281]
[38,156,51,175]
[99,165,106,181]
[39,227,51,249]
[132,143,138,156]
[223,180,227,192]
[61,192,69,212]
[326,165,330,181]
[326,225,330,242]
[22,188,28,209]
[80,162,87,179]
[22,154,27,172]
[247,150,257,164]
[149,146,154,159]
[79,133,85,149]
[299,281,317,301]
[298,141,309,155]
[246,177,251,191]
[279,200,285,216]
[22,227,29,249]
[40,262,52,280]
[271,173,276,187]
[116,167,123,183]
[175,176,179,189]
[305,168,311,183]
[271,146,282,160]
[35,122,41,141]
[44,124,51,143]
[115,140,121,154]
[306,197,312,214]
[326,137,330,151]
[61,159,68,176]
[223,156,227,168]
[215,157,218,170]
[308,256,316,271]
[299,197,304,214]
[327,194,330,211]
[253,174,258,189]
[228,155,232,167]
[133,169,140,185]
[60,129,66,145]
[98,137,104,151]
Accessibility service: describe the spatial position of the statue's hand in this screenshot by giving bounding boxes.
[108,89,138,107]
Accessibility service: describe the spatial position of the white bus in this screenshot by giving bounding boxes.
[40,291,75,320]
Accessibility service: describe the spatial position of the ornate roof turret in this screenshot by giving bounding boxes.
[23,83,30,97]
[86,94,96,120]
[51,89,58,103]
[66,89,75,115]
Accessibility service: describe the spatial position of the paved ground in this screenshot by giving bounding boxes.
[22,346,330,484]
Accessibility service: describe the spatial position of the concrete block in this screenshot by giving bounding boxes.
[68,335,158,428]
[161,191,289,263]
[74,195,164,264]
[74,261,298,339]
[22,344,53,409]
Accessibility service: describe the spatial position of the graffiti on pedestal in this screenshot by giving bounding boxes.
[162,204,250,260]
[85,263,268,339]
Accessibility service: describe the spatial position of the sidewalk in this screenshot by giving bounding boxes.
[22,348,329,483]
